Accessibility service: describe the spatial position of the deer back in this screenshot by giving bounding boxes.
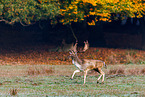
[81,59,105,70]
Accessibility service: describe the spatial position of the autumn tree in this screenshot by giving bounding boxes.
[0,0,60,25]
[0,0,144,25]
[59,0,145,25]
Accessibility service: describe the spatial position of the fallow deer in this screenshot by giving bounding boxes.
[69,50,107,85]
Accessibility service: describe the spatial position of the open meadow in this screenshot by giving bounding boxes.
[0,64,145,96]
[0,47,145,96]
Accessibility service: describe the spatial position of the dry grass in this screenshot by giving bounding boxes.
[128,68,140,75]
[10,88,18,96]
[0,46,145,65]
[125,53,135,64]
[141,68,145,74]
[0,65,144,78]
[117,68,125,74]
[27,66,54,75]
[107,65,145,76]
[108,68,125,75]
[108,69,118,75]
[107,55,118,65]
[0,65,145,96]
[0,83,2,86]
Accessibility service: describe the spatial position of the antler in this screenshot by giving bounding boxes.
[69,41,78,54]
[72,42,78,54]
[82,40,89,52]
[69,40,89,54]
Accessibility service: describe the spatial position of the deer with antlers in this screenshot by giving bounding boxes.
[69,41,107,85]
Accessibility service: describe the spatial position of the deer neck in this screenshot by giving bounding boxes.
[72,56,83,70]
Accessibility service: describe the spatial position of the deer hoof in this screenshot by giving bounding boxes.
[70,78,73,80]
[97,81,99,84]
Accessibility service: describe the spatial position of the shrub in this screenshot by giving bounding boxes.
[141,68,145,74]
[27,66,54,75]
[125,53,135,64]
[108,68,125,75]
[108,69,118,75]
[128,68,140,75]
[10,88,18,96]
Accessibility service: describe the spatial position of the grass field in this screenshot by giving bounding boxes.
[0,64,145,96]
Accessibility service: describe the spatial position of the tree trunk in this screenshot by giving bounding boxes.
[141,18,145,50]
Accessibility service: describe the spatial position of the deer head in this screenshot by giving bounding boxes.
[69,49,77,57]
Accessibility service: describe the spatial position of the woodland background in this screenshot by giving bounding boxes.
[0,0,145,65]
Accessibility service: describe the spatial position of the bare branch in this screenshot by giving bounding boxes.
[0,18,36,26]
[20,21,36,26]
[0,18,19,25]
[69,24,78,42]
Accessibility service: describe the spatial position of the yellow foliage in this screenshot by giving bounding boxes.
[73,11,77,14]
[87,20,95,25]
[80,18,84,20]
[69,6,74,9]
[59,0,145,25]
[99,18,109,21]
[60,19,64,22]
[89,12,96,15]
[60,9,66,12]
[74,19,78,22]
[82,0,97,6]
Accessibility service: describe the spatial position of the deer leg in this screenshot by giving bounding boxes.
[96,68,104,83]
[97,75,102,83]
[83,69,89,85]
[101,70,105,83]
[71,70,80,80]
[97,69,105,84]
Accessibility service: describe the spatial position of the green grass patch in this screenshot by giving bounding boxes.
[0,65,145,96]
